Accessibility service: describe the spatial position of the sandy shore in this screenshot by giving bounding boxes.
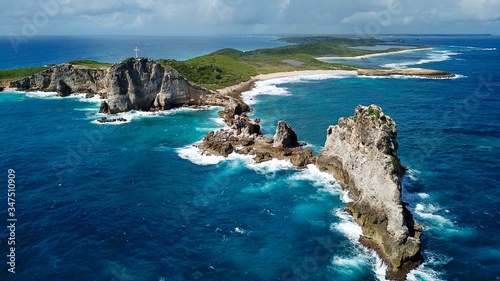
[317,47,433,60]
[217,69,356,97]
[253,70,356,81]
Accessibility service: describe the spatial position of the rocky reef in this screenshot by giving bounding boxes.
[202,102,423,280]
[9,58,230,113]
[316,105,423,280]
[9,58,423,279]
[358,68,454,78]
[202,114,313,168]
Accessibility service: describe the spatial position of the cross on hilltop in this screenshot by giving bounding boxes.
[134,47,139,58]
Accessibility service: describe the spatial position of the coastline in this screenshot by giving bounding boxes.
[317,47,433,60]
[217,69,357,98]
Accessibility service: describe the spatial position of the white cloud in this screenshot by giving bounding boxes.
[459,0,500,21]
[0,0,498,35]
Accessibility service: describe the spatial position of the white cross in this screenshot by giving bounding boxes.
[134,47,139,58]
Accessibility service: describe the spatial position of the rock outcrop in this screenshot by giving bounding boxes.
[218,97,250,126]
[358,68,454,78]
[100,59,221,114]
[10,63,107,96]
[316,105,423,281]
[202,116,313,168]
[9,58,230,113]
[274,120,299,148]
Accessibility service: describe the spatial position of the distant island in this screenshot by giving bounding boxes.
[0,36,455,280]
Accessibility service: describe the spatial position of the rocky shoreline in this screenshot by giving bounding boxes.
[358,67,455,78]
[6,59,424,280]
[8,58,234,114]
[316,105,423,280]
[201,95,423,280]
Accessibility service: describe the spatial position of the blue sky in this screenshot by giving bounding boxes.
[1,0,499,36]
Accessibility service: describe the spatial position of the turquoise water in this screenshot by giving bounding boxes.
[0,36,499,280]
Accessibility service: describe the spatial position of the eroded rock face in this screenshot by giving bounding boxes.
[218,98,250,125]
[202,117,313,168]
[202,115,261,157]
[9,58,226,114]
[316,105,423,281]
[273,120,299,148]
[9,64,107,96]
[101,59,193,113]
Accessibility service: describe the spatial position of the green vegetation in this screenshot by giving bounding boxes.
[121,57,136,64]
[0,67,50,81]
[1,36,418,90]
[391,156,399,171]
[68,59,112,68]
[158,40,383,89]
[157,37,418,89]
[367,105,381,118]
[158,50,258,89]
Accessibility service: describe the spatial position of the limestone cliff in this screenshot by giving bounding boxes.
[9,59,228,114]
[9,64,107,96]
[316,105,423,281]
[99,59,223,114]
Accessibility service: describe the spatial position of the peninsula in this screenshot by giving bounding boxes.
[1,36,444,280]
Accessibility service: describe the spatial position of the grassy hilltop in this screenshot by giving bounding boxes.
[159,37,399,89]
[1,36,415,90]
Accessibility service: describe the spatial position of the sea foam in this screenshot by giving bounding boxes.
[242,80,292,106]
[288,164,353,203]
[381,50,461,68]
[24,91,59,99]
[176,143,227,166]
[245,158,296,175]
[91,106,222,125]
[242,74,351,105]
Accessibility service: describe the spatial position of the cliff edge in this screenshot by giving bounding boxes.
[99,59,225,113]
[9,59,229,114]
[316,105,423,281]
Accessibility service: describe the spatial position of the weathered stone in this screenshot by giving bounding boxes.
[103,59,193,113]
[358,68,454,78]
[316,105,423,281]
[9,58,231,114]
[56,80,72,97]
[273,121,299,148]
[219,98,250,125]
[10,64,107,96]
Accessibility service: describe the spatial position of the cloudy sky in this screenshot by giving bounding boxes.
[1,0,499,36]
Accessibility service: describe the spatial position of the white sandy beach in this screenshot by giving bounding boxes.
[217,69,356,96]
[253,69,356,80]
[317,47,433,60]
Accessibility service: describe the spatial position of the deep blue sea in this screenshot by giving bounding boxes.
[0,35,499,281]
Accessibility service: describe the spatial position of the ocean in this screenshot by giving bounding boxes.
[0,35,498,281]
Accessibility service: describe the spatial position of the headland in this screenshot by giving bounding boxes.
[0,36,444,280]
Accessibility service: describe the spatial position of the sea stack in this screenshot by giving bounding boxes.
[316,105,423,281]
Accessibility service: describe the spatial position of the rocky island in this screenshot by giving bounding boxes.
[358,68,455,78]
[316,105,423,280]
